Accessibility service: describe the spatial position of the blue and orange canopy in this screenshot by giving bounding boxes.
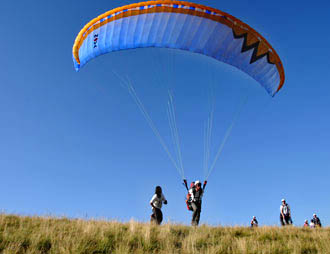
[72,0,285,96]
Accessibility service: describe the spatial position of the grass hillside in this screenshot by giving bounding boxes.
[0,214,329,254]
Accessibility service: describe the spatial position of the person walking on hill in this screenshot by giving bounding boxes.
[311,214,322,227]
[150,186,167,225]
[280,199,292,226]
[191,180,203,226]
[250,216,258,227]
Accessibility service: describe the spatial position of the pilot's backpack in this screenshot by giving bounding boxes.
[185,182,195,211]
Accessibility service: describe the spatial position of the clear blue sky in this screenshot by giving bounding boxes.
[1,0,329,226]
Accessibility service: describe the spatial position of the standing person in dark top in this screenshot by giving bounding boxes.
[250,216,258,227]
[190,180,203,226]
[150,186,167,225]
[311,214,322,227]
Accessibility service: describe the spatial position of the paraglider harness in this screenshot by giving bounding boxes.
[183,179,207,211]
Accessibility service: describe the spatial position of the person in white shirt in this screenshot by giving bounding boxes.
[280,199,292,226]
[150,186,167,225]
[190,181,203,226]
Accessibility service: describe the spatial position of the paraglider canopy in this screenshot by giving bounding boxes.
[72,0,285,96]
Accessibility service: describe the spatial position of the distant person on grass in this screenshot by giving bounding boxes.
[250,216,258,227]
[303,220,309,227]
[280,199,292,226]
[150,186,167,225]
[311,214,322,227]
[190,180,203,226]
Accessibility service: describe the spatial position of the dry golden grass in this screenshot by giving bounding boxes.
[0,214,329,254]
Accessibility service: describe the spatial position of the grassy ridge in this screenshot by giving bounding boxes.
[0,214,329,254]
